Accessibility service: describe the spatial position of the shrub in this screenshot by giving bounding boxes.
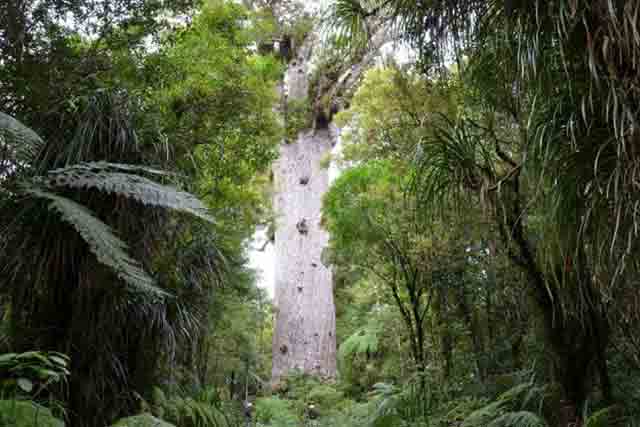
[255,397,298,427]
[306,384,346,416]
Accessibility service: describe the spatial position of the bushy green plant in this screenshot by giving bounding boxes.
[149,387,231,427]
[437,397,489,426]
[0,351,70,396]
[584,405,627,427]
[461,381,547,427]
[306,384,345,413]
[0,400,64,427]
[255,397,298,427]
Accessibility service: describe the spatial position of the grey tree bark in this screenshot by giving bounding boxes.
[270,25,385,384]
[271,34,338,382]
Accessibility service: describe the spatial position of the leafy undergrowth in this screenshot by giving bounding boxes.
[0,400,64,427]
[252,372,637,427]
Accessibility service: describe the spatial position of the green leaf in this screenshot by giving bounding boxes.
[16,378,33,393]
[0,353,17,363]
[48,355,68,367]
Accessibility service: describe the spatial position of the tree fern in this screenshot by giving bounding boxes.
[338,323,380,365]
[0,99,220,425]
[24,187,168,298]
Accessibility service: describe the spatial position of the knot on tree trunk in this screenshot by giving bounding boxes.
[296,218,308,235]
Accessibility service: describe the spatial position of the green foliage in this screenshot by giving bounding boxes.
[41,163,214,222]
[584,406,627,427]
[255,397,298,427]
[0,1,283,425]
[150,393,227,427]
[0,400,64,427]
[0,112,46,172]
[0,352,70,396]
[111,414,175,427]
[334,65,458,165]
[326,0,640,414]
[461,378,550,427]
[5,1,640,427]
[338,322,380,369]
[1,113,212,298]
[306,384,346,416]
[486,412,547,427]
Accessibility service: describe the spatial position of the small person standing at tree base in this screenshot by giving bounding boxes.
[243,400,253,426]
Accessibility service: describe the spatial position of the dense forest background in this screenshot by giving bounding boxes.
[1,0,640,427]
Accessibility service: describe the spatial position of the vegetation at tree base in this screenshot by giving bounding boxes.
[1,0,640,426]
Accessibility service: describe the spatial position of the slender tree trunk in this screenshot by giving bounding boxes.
[436,288,453,380]
[456,285,486,383]
[271,34,337,383]
[492,177,610,419]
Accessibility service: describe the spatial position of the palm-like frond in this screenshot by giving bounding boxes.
[322,0,380,49]
[41,91,147,168]
[325,0,494,63]
[24,187,168,298]
[411,115,497,218]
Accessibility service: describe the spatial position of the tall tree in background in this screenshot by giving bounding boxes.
[271,29,339,381]
[261,1,384,383]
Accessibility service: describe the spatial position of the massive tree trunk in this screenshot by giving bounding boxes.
[270,18,384,382]
[271,35,337,382]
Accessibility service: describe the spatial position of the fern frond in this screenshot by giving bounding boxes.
[153,393,225,427]
[338,324,380,365]
[585,405,627,427]
[488,411,548,427]
[48,162,174,178]
[24,187,168,298]
[41,168,213,223]
[461,400,506,427]
[0,112,45,167]
[462,379,550,427]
